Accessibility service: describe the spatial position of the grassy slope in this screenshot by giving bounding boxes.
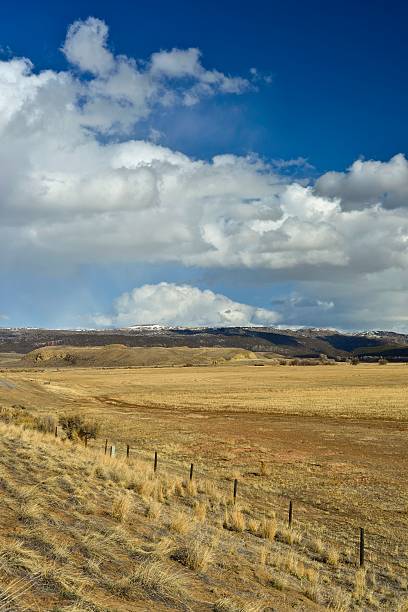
[0,422,407,611]
[20,346,258,368]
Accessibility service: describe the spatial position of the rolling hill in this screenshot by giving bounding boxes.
[20,345,258,368]
[1,327,408,361]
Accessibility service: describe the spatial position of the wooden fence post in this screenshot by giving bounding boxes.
[288,500,293,527]
[110,445,116,458]
[359,527,365,566]
[233,478,238,504]
[126,444,130,460]
[54,426,58,438]
[104,439,108,455]
[189,463,194,481]
[154,451,158,473]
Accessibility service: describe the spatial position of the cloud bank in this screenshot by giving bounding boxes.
[1,17,408,329]
[94,283,280,327]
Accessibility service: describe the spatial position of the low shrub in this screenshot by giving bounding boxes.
[58,413,99,441]
[35,414,57,434]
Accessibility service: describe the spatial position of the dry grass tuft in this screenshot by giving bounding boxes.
[248,518,260,535]
[94,464,108,480]
[310,535,325,556]
[170,511,192,535]
[277,525,302,545]
[152,536,177,559]
[146,501,162,520]
[17,499,43,524]
[185,479,198,497]
[255,566,288,592]
[353,567,366,600]
[327,586,352,611]
[258,545,268,566]
[270,550,306,579]
[58,475,76,493]
[303,581,322,604]
[268,574,288,591]
[258,517,277,541]
[137,478,156,500]
[111,492,132,522]
[130,560,188,603]
[324,544,340,566]
[174,537,215,572]
[224,508,246,532]
[200,479,222,503]
[268,548,318,585]
[259,461,270,476]
[174,478,185,497]
[194,500,207,523]
[131,535,177,560]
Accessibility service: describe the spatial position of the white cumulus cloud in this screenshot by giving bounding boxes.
[94,283,280,327]
[316,154,408,210]
[62,17,115,76]
[57,17,252,133]
[1,17,408,330]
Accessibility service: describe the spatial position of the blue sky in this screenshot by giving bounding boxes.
[1,1,408,330]
[3,0,408,170]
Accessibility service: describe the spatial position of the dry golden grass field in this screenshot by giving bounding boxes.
[0,357,407,610]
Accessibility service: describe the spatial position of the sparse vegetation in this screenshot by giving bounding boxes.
[59,413,99,441]
[111,491,132,522]
[173,536,215,571]
[129,560,188,603]
[224,507,246,532]
[258,517,277,540]
[170,511,192,534]
[0,361,406,610]
[34,413,57,433]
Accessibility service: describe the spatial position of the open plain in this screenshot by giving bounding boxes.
[0,358,407,610]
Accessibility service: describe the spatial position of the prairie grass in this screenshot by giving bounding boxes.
[129,560,188,603]
[194,500,208,522]
[111,492,132,522]
[258,517,277,541]
[224,508,246,532]
[268,573,288,591]
[17,499,44,525]
[270,550,309,580]
[170,511,192,535]
[146,500,162,520]
[248,518,260,535]
[327,586,352,611]
[353,567,367,600]
[310,535,325,556]
[324,545,340,566]
[277,525,302,545]
[0,361,406,611]
[185,479,198,497]
[174,536,215,572]
[258,545,268,566]
[303,581,322,603]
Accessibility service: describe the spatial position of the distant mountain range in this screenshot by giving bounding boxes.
[1,326,408,361]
